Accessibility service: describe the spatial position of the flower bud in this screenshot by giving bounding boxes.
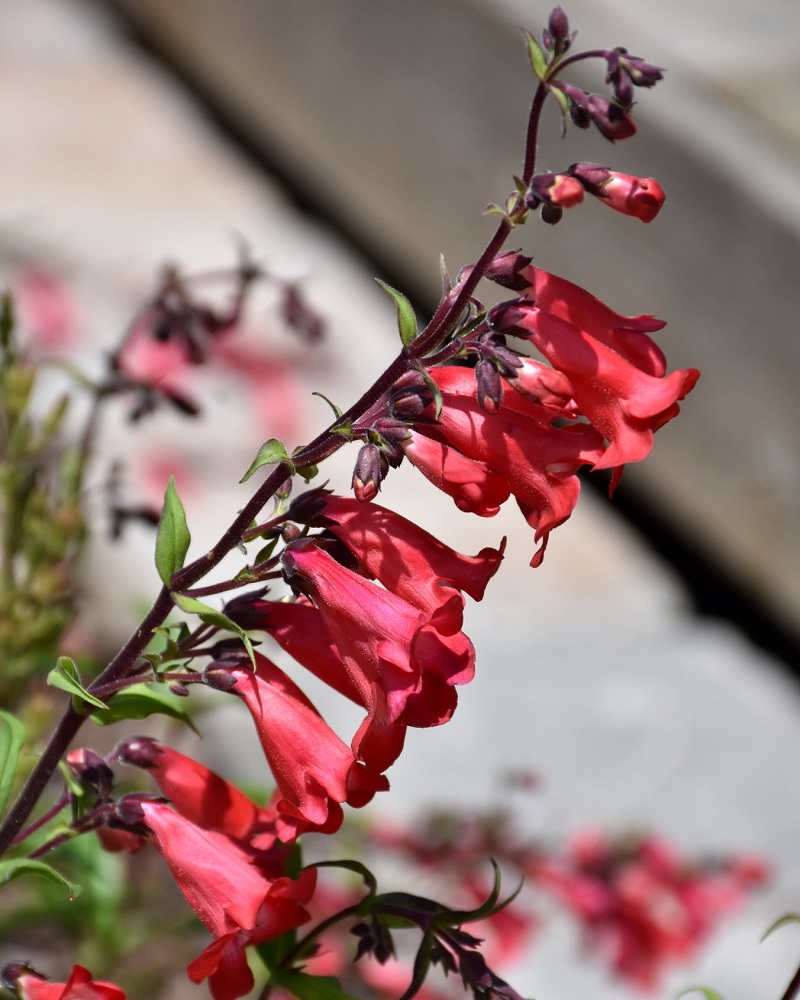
[475,359,503,413]
[526,172,585,209]
[65,747,114,801]
[116,736,162,769]
[570,162,665,222]
[547,7,571,50]
[352,442,389,502]
[561,85,636,141]
[485,251,533,291]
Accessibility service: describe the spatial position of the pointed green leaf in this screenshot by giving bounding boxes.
[172,593,256,668]
[155,476,191,587]
[523,28,548,81]
[270,971,360,1000]
[47,657,107,712]
[375,279,418,348]
[311,392,343,420]
[676,989,725,1000]
[761,912,800,941]
[0,710,25,818]
[0,858,82,899]
[240,438,294,484]
[90,683,199,734]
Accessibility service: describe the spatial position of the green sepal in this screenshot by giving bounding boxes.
[417,367,443,420]
[0,858,82,900]
[761,912,800,941]
[240,438,294,484]
[549,83,571,135]
[523,28,549,81]
[330,418,354,440]
[375,279,418,348]
[172,593,256,668]
[311,391,343,420]
[0,710,25,818]
[269,971,360,1000]
[676,989,726,1000]
[312,859,378,907]
[47,657,107,713]
[90,682,199,734]
[155,476,191,587]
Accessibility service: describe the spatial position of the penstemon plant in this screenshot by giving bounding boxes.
[0,7,784,1000]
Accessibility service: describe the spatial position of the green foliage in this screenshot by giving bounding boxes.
[90,682,198,733]
[154,475,191,586]
[269,971,360,1000]
[0,857,81,900]
[375,279,418,348]
[171,592,256,667]
[523,28,549,81]
[0,709,25,818]
[47,657,108,713]
[240,438,294,484]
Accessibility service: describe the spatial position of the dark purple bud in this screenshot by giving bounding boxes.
[115,793,147,826]
[65,748,115,801]
[585,93,637,141]
[352,442,389,502]
[388,379,433,421]
[618,50,665,88]
[287,486,334,526]
[476,359,503,413]
[167,680,190,697]
[541,202,564,224]
[488,301,534,333]
[568,161,613,193]
[115,736,163,769]
[203,665,241,691]
[484,250,533,292]
[2,962,44,996]
[547,7,570,50]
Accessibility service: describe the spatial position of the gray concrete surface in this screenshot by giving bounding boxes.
[1,1,800,998]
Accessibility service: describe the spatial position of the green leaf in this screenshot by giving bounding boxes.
[155,476,191,587]
[523,28,548,81]
[172,593,256,668]
[761,912,800,941]
[0,710,25,818]
[90,683,199,734]
[47,657,107,712]
[0,858,82,900]
[375,279,418,348]
[549,83,571,135]
[312,859,378,901]
[676,989,725,1000]
[270,971,360,1000]
[240,438,294,484]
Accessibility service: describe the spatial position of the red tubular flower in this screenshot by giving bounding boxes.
[489,265,699,474]
[115,736,279,844]
[402,366,604,566]
[138,799,316,1000]
[232,596,408,774]
[282,538,475,731]
[316,494,504,624]
[570,162,666,221]
[230,652,388,834]
[5,965,125,1000]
